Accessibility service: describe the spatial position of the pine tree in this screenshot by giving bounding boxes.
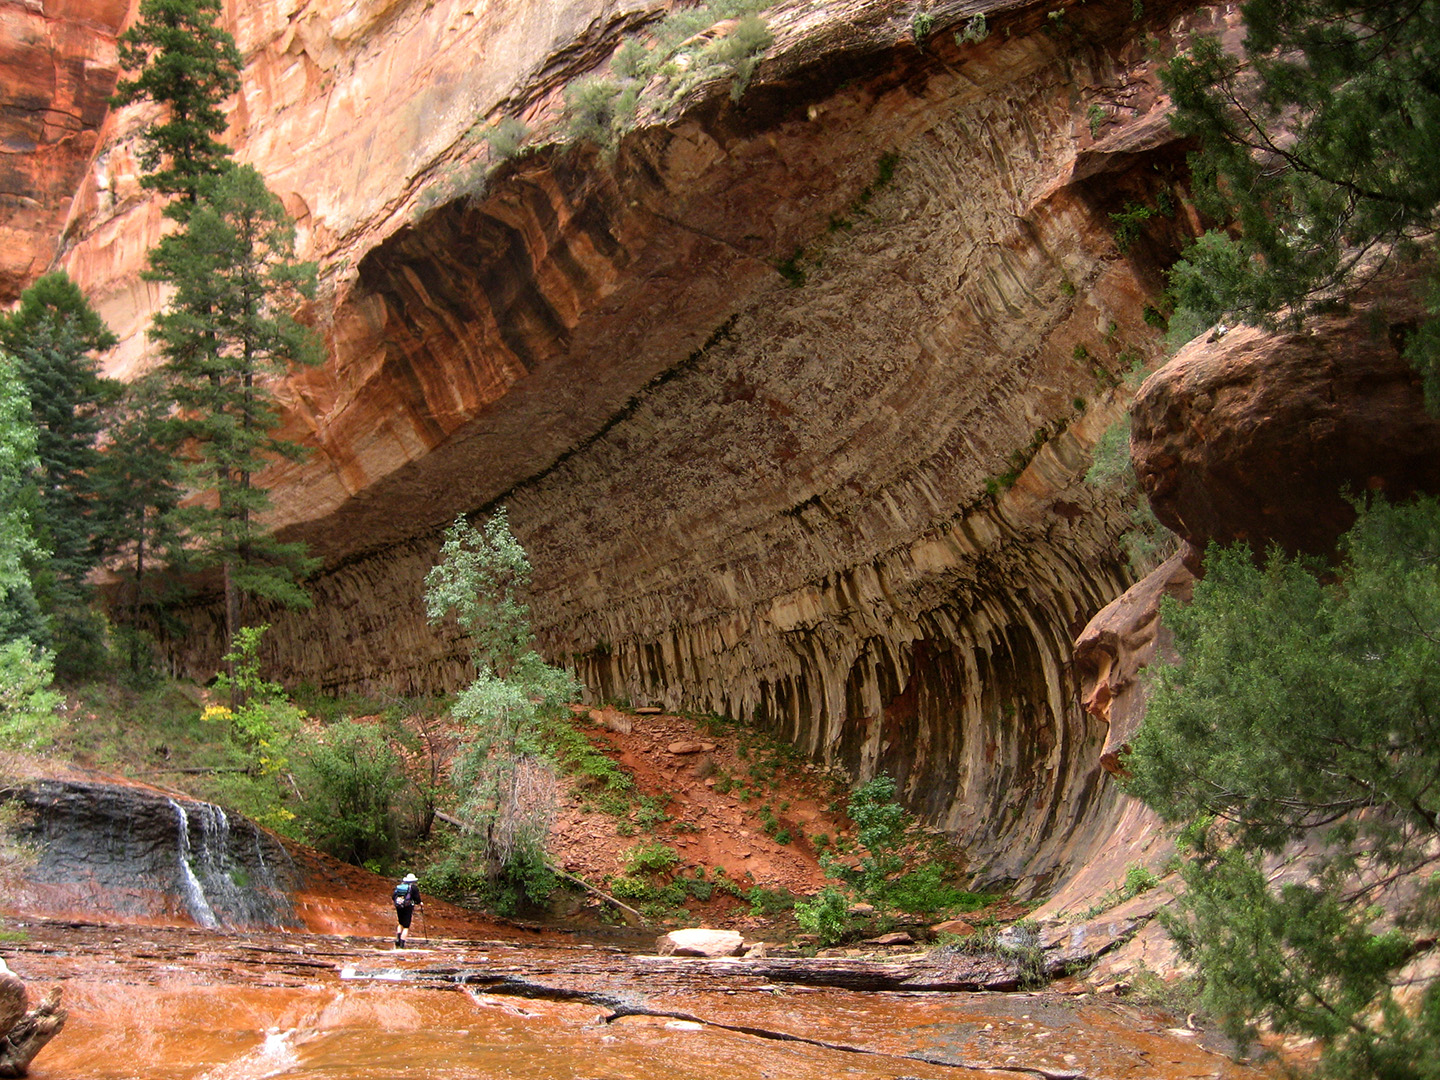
[1125,496,1440,1078]
[1162,0,1440,404]
[0,273,120,676]
[110,0,241,209]
[144,165,323,655]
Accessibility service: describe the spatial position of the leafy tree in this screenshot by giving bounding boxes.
[111,0,241,208]
[207,624,304,765]
[0,353,44,648]
[424,508,577,890]
[1162,0,1440,404]
[0,352,59,744]
[292,719,406,865]
[144,165,322,655]
[1124,495,1440,1077]
[0,273,119,676]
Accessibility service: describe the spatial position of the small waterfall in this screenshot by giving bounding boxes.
[166,796,299,929]
[169,798,221,928]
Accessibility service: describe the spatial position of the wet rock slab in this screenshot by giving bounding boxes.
[0,919,1269,1080]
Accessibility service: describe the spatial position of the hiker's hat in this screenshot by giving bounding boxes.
[402,873,418,882]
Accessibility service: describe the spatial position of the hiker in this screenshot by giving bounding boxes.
[392,872,423,948]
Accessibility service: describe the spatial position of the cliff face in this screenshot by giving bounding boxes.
[42,0,1238,890]
[0,0,127,301]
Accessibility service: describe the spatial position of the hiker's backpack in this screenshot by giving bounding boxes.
[393,883,414,909]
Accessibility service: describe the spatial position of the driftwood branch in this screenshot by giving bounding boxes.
[0,966,65,1077]
[431,810,646,926]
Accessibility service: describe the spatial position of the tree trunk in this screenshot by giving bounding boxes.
[223,559,239,705]
[0,965,65,1077]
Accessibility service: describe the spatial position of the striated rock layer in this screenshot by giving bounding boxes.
[46,0,1237,890]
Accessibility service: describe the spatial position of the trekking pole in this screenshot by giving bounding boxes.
[420,907,428,945]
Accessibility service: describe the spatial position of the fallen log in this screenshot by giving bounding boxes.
[638,949,1028,991]
[0,960,65,1077]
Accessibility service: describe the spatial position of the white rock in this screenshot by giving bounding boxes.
[655,928,745,957]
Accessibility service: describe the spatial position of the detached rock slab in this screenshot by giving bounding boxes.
[0,960,65,1077]
[655,928,745,957]
[1132,278,1440,558]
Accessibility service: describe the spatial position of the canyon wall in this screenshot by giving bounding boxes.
[0,0,128,300]
[38,0,1237,891]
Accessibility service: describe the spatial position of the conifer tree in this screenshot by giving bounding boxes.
[1163,0,1440,404]
[144,165,322,654]
[110,0,241,209]
[1126,496,1440,1078]
[0,273,119,676]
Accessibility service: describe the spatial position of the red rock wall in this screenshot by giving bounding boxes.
[0,0,128,300]
[39,0,1236,890]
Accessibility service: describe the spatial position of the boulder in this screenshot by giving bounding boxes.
[1132,277,1440,559]
[655,928,745,957]
[930,918,976,937]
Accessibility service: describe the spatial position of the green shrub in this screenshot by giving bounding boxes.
[612,37,653,80]
[623,840,680,875]
[955,13,988,43]
[490,843,559,915]
[882,862,977,915]
[485,116,529,161]
[776,250,806,287]
[746,885,795,916]
[846,775,909,886]
[1110,202,1157,253]
[564,76,623,148]
[0,640,60,748]
[291,719,406,865]
[545,714,634,794]
[794,886,850,945]
[705,14,772,101]
[634,794,670,829]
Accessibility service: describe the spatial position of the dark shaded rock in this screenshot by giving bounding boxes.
[12,778,301,930]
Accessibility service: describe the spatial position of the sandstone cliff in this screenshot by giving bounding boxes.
[0,0,128,300]
[34,0,1241,890]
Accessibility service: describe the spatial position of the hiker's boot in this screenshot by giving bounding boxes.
[395,933,403,948]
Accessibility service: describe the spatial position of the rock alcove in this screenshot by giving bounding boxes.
[48,0,1224,890]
